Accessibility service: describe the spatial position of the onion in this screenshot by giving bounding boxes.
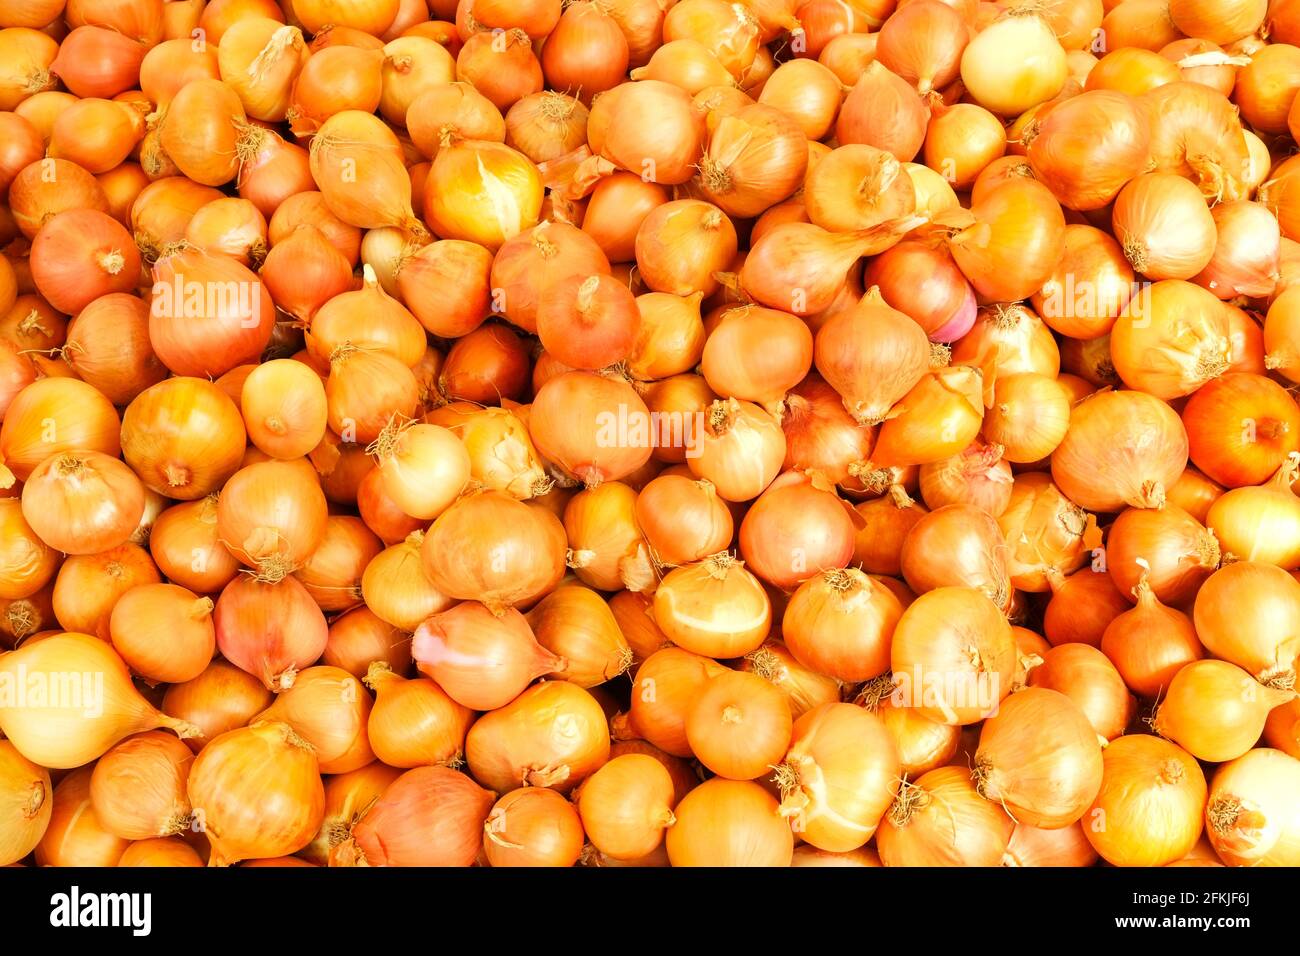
[482,786,585,868]
[361,531,453,630]
[540,1,628,102]
[1206,456,1300,568]
[309,111,423,235]
[1111,174,1217,283]
[814,288,930,425]
[161,659,273,754]
[30,209,140,315]
[853,483,927,576]
[836,61,928,162]
[918,441,1013,516]
[109,583,214,685]
[1084,734,1207,866]
[1003,822,1098,868]
[21,450,143,556]
[121,377,247,500]
[0,377,118,491]
[1028,643,1134,741]
[186,721,324,867]
[89,731,194,841]
[251,666,373,774]
[0,497,58,601]
[983,374,1070,464]
[454,29,544,111]
[326,346,421,445]
[1167,466,1225,524]
[0,739,51,866]
[1182,372,1300,493]
[420,490,566,612]
[901,503,1013,607]
[875,0,967,93]
[1144,81,1252,203]
[437,323,530,404]
[665,778,792,867]
[998,473,1093,592]
[973,687,1103,828]
[1192,201,1280,300]
[298,761,402,866]
[149,497,240,594]
[505,91,587,164]
[1044,566,1131,648]
[1025,90,1149,212]
[1206,748,1300,866]
[1154,659,1294,762]
[961,10,1066,116]
[653,552,771,658]
[412,599,559,710]
[526,584,632,686]
[424,404,548,501]
[1031,224,1137,340]
[363,662,473,769]
[378,36,456,124]
[783,568,901,682]
[536,273,640,371]
[395,240,490,339]
[0,632,199,769]
[870,364,985,469]
[890,587,1016,725]
[952,303,1059,379]
[1267,286,1300,383]
[48,25,143,99]
[622,646,728,757]
[686,668,792,780]
[219,21,308,122]
[466,680,609,792]
[1265,699,1300,759]
[636,475,733,568]
[35,768,127,868]
[51,544,160,640]
[807,144,916,236]
[878,766,1015,866]
[863,242,976,342]
[406,82,504,159]
[332,765,491,868]
[491,222,610,334]
[1051,389,1188,512]
[1194,560,1300,687]
[324,607,409,679]
[1106,505,1220,606]
[577,754,676,862]
[260,227,354,324]
[696,103,807,219]
[214,573,328,692]
[1168,0,1264,43]
[774,702,899,851]
[635,200,737,299]
[215,458,327,575]
[148,246,276,379]
[946,178,1067,304]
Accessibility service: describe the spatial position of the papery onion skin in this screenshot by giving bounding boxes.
[1051,389,1189,512]
[1084,734,1207,867]
[974,687,1104,829]
[665,778,793,867]
[1206,748,1300,867]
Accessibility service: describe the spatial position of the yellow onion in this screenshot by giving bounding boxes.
[1206,748,1300,866]
[186,720,324,866]
[309,110,424,234]
[466,680,610,793]
[361,531,454,631]
[35,768,127,868]
[363,662,472,769]
[1084,734,1207,867]
[666,777,792,866]
[960,10,1067,117]
[856,675,963,777]
[89,731,194,841]
[776,702,900,852]
[1154,659,1294,763]
[252,666,373,774]
[653,552,771,659]
[298,761,403,866]
[1206,456,1300,569]
[878,766,1015,867]
[526,584,633,688]
[973,687,1103,828]
[0,632,199,769]
[0,739,51,866]
[1193,561,1300,687]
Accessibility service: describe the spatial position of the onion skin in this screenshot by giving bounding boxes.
[1083,734,1206,867]
[666,778,793,867]
[333,766,493,868]
[465,680,610,794]
[878,766,1015,867]
[974,688,1104,829]
[1193,561,1300,688]
[1205,748,1300,866]
[1027,644,1134,741]
[0,739,51,867]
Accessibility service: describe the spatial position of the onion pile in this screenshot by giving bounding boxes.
[0,0,1295,874]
